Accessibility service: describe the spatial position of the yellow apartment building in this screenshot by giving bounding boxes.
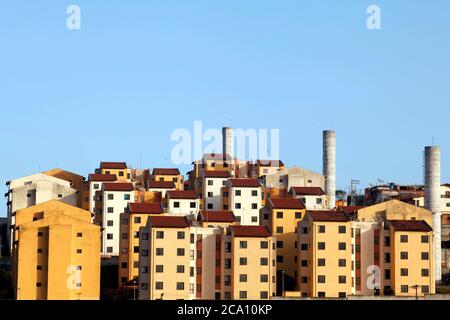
[12,200,101,300]
[119,202,164,286]
[267,198,306,293]
[98,162,130,182]
[138,216,191,300]
[254,160,285,178]
[229,225,276,300]
[151,168,184,190]
[298,211,353,298]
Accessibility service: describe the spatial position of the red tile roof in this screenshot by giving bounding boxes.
[100,162,127,170]
[389,220,432,232]
[290,186,325,196]
[256,160,285,167]
[230,225,271,238]
[204,171,231,178]
[200,211,236,223]
[338,206,364,214]
[103,183,134,192]
[128,203,163,215]
[229,179,261,188]
[152,168,180,176]
[88,174,117,182]
[269,198,306,209]
[148,181,176,189]
[167,190,199,200]
[149,216,190,228]
[310,211,350,222]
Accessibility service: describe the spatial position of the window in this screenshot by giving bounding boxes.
[384,270,391,280]
[174,202,180,208]
[421,252,429,260]
[422,269,429,277]
[156,231,164,239]
[235,190,241,196]
[384,253,391,263]
[121,262,128,269]
[207,204,213,210]
[251,216,258,223]
[156,265,164,273]
[37,232,43,237]
[208,180,213,186]
[400,235,408,243]
[400,252,408,260]
[108,194,114,200]
[252,190,258,196]
[338,276,346,284]
[401,268,408,277]
[239,274,247,282]
[260,291,269,299]
[124,194,130,200]
[76,249,82,254]
[156,282,164,290]
[301,260,308,267]
[225,259,231,269]
[133,217,141,224]
[422,286,430,294]
[421,235,429,243]
[260,275,269,283]
[37,265,43,271]
[318,242,326,250]
[94,183,100,190]
[240,241,248,249]
[177,248,185,256]
[277,212,283,219]
[277,241,284,249]
[107,207,114,213]
[134,246,139,253]
[190,233,195,244]
[338,226,346,234]
[239,291,247,299]
[107,233,113,240]
[190,202,196,208]
[318,225,326,233]
[77,232,83,238]
[142,233,149,240]
[276,226,284,234]
[177,231,185,240]
[384,236,390,247]
[260,241,269,249]
[260,258,268,266]
[301,227,308,234]
[36,282,42,288]
[240,257,248,265]
[318,259,326,267]
[318,276,326,283]
[301,244,308,251]
[251,203,258,209]
[401,285,409,293]
[295,212,302,219]
[141,266,148,274]
[142,250,149,257]
[338,242,346,250]
[235,203,241,209]
[107,220,113,227]
[277,256,284,263]
[156,248,164,256]
[177,265,185,273]
[338,259,346,267]
[107,247,113,253]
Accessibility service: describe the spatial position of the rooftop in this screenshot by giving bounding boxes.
[103,183,134,192]
[152,168,180,176]
[149,216,190,228]
[256,160,284,167]
[389,220,432,232]
[100,162,127,170]
[200,211,236,223]
[88,174,117,182]
[167,190,199,200]
[128,203,163,215]
[229,178,261,188]
[230,225,271,238]
[310,211,350,222]
[204,171,231,178]
[148,181,176,189]
[290,186,325,196]
[269,198,306,210]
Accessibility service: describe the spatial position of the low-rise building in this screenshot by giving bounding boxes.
[151,168,184,190]
[203,171,230,211]
[97,162,130,182]
[224,179,262,226]
[166,190,200,219]
[290,186,327,210]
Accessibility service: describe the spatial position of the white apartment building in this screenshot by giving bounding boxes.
[203,171,230,211]
[102,182,135,256]
[166,190,200,219]
[88,173,117,214]
[227,179,262,226]
[5,173,78,251]
[290,186,327,210]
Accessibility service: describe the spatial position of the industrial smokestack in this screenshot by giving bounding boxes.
[424,146,442,282]
[323,130,336,209]
[222,127,234,158]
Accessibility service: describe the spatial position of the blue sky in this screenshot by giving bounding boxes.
[1,1,450,216]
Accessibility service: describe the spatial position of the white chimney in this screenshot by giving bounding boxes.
[222,127,234,158]
[424,146,442,282]
[323,130,336,209]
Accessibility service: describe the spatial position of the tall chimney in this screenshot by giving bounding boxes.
[323,130,336,209]
[424,146,442,282]
[222,127,234,158]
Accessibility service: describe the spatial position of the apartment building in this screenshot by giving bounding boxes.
[12,200,101,300]
[151,168,184,190]
[267,198,306,293]
[138,216,191,300]
[97,162,130,182]
[263,166,325,191]
[101,183,135,256]
[166,190,200,219]
[298,211,353,298]
[203,171,230,211]
[223,179,262,226]
[198,211,237,228]
[290,186,327,210]
[254,160,285,178]
[6,172,79,252]
[119,202,164,286]
[228,225,276,300]
[43,169,86,208]
[88,173,117,214]
[147,181,176,198]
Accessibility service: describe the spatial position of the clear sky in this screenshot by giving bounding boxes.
[1,1,450,217]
